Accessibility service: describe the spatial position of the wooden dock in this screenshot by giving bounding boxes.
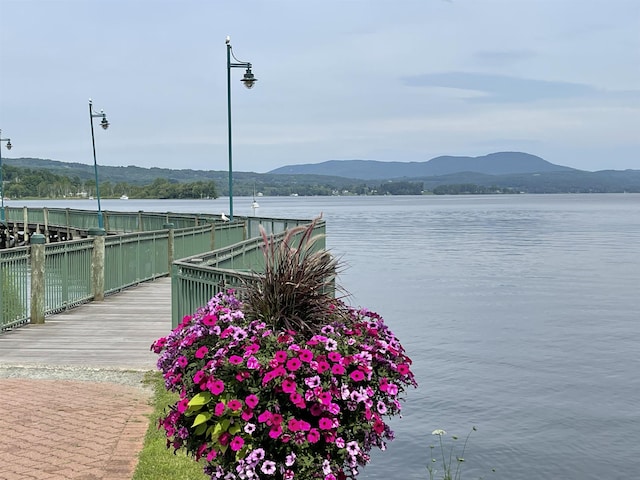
[0,277,173,371]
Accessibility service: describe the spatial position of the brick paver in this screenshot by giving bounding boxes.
[0,378,152,480]
[0,279,172,479]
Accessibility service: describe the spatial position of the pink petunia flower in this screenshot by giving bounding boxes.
[194,346,209,359]
[299,349,314,362]
[286,357,302,372]
[207,379,225,395]
[307,428,321,443]
[177,397,189,413]
[227,399,242,411]
[274,350,288,363]
[245,394,259,409]
[350,370,365,382]
[318,417,333,430]
[228,355,244,365]
[282,378,297,393]
[230,435,244,451]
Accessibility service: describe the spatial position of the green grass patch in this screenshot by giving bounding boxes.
[132,371,209,480]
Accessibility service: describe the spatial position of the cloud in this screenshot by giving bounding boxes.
[401,72,601,103]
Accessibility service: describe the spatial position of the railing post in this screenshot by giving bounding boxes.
[29,234,46,324]
[22,206,29,244]
[164,223,174,276]
[43,207,50,243]
[89,227,106,301]
[211,223,216,250]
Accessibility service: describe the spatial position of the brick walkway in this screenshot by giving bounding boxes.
[0,378,151,480]
[0,278,173,480]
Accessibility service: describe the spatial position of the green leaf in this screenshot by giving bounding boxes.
[189,392,213,407]
[194,423,207,436]
[212,422,224,437]
[192,412,212,428]
[228,423,241,435]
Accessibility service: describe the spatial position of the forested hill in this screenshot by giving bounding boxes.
[268,152,578,179]
[4,154,640,196]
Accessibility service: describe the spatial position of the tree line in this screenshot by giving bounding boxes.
[1,165,218,199]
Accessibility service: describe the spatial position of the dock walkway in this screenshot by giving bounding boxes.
[0,277,174,480]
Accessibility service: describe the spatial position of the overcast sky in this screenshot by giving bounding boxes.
[1,0,638,173]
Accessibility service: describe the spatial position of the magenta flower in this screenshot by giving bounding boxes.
[274,350,288,363]
[282,378,297,393]
[299,349,314,362]
[350,370,365,382]
[245,394,259,409]
[194,346,209,359]
[177,397,189,413]
[207,379,225,395]
[318,391,332,405]
[228,355,244,365]
[177,356,188,368]
[331,364,345,375]
[230,435,244,451]
[258,410,272,424]
[227,399,242,411]
[202,313,217,326]
[286,357,302,372]
[307,428,320,443]
[328,351,342,363]
[214,401,225,416]
[246,356,260,369]
[316,361,330,373]
[318,417,333,430]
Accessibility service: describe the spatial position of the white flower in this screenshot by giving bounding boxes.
[431,429,446,436]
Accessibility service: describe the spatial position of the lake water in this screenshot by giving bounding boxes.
[14,194,640,479]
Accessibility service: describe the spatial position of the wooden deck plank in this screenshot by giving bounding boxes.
[0,277,174,371]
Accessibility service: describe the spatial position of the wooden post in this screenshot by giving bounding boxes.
[43,207,50,243]
[22,206,29,244]
[89,228,106,301]
[164,223,174,276]
[30,234,46,324]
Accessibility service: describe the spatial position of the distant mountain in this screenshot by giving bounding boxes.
[268,152,578,180]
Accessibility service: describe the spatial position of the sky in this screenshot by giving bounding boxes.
[0,0,638,174]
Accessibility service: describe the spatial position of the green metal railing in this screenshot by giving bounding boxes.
[171,219,326,327]
[44,239,94,314]
[0,246,30,329]
[104,231,170,293]
[0,208,325,332]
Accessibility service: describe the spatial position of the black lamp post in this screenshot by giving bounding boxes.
[0,129,12,225]
[226,36,257,220]
[88,99,109,231]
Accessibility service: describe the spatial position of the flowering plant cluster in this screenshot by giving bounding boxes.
[152,290,417,480]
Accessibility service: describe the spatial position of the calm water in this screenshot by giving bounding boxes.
[15,194,640,479]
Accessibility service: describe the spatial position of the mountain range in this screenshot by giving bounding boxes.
[5,151,640,194]
[268,152,577,179]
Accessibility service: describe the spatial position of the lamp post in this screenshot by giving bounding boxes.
[0,129,12,225]
[88,99,110,231]
[226,36,257,220]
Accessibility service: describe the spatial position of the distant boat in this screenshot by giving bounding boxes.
[120,194,129,200]
[251,183,260,212]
